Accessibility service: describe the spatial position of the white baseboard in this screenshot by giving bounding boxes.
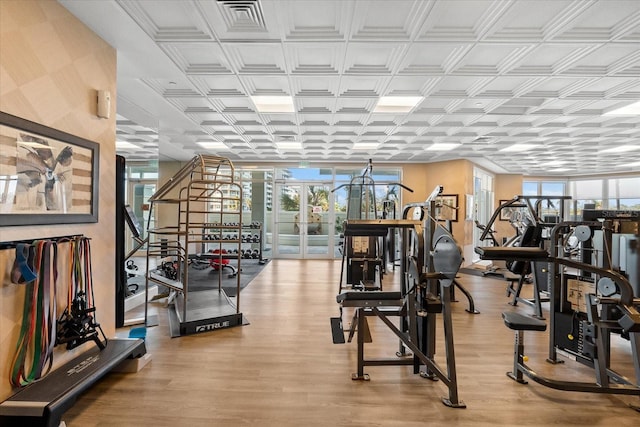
[124,285,158,312]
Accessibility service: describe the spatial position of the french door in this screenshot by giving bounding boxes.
[273,182,335,259]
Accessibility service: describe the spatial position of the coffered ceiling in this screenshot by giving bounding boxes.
[61,0,640,176]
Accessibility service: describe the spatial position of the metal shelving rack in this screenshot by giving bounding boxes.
[200,222,266,264]
[143,155,246,336]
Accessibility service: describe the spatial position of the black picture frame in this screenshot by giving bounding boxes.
[0,111,100,226]
[436,194,459,222]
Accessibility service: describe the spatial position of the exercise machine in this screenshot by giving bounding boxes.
[477,195,571,318]
[404,188,479,314]
[332,186,467,408]
[475,214,640,410]
[333,159,412,293]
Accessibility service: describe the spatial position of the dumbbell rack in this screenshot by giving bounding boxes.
[201,223,265,264]
[143,154,246,337]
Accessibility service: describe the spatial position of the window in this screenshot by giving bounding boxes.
[567,177,640,217]
[541,182,565,196]
[608,177,640,199]
[522,181,565,196]
[522,181,538,196]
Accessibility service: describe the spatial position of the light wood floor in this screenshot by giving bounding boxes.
[65,260,640,426]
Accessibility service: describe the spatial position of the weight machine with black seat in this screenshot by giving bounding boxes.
[477,195,571,318]
[333,159,413,293]
[331,186,467,409]
[475,214,640,410]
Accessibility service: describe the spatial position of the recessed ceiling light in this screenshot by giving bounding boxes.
[352,142,380,150]
[603,100,640,116]
[549,168,571,172]
[543,160,566,166]
[275,141,302,150]
[251,96,295,113]
[373,96,423,113]
[599,145,639,153]
[116,141,139,150]
[500,144,540,152]
[425,143,461,151]
[197,141,228,150]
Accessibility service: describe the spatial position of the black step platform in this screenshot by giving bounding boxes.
[0,338,146,427]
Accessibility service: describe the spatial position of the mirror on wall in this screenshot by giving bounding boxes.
[115,100,159,328]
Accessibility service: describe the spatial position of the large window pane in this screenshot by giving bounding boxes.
[609,177,640,199]
[276,168,332,181]
[541,182,564,196]
[620,198,640,210]
[522,181,537,195]
[572,180,603,199]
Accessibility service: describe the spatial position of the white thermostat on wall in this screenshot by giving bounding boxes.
[97,90,111,119]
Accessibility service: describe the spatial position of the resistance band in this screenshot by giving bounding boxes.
[56,236,106,351]
[10,240,58,387]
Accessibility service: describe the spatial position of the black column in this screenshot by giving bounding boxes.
[115,155,126,327]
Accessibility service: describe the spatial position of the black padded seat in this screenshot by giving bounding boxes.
[502,311,547,332]
[336,291,403,307]
[343,224,389,236]
[474,246,549,261]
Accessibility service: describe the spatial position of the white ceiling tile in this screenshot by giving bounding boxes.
[280,0,350,41]
[343,43,406,74]
[484,0,572,41]
[162,42,233,74]
[552,1,640,41]
[285,43,343,74]
[350,0,426,40]
[118,0,212,41]
[62,0,640,175]
[224,43,287,74]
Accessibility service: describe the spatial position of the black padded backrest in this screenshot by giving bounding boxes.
[508,225,543,274]
[520,224,542,247]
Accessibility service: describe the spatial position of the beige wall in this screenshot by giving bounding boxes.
[0,0,116,400]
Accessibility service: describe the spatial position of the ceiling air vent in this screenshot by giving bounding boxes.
[217,0,266,31]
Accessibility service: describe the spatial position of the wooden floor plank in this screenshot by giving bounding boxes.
[64,260,640,426]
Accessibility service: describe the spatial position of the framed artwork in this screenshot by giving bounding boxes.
[0,111,100,226]
[436,194,458,222]
[499,200,517,221]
